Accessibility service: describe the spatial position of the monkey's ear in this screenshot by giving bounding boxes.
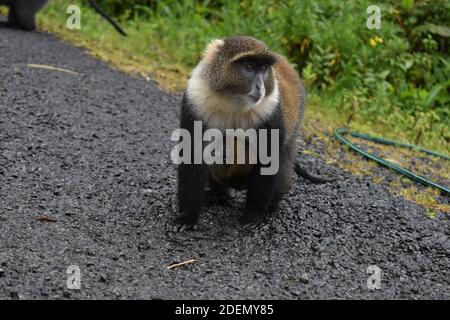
[203,39,225,63]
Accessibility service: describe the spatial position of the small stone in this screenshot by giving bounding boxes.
[100,274,107,282]
[131,221,140,228]
[10,290,19,299]
[299,273,310,284]
[0,268,5,277]
[112,287,121,296]
[142,189,153,195]
[41,289,50,297]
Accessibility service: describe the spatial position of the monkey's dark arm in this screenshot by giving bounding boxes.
[88,0,127,36]
[243,162,281,223]
[242,107,285,223]
[176,95,208,226]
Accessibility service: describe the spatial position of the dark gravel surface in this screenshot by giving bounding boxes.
[0,28,449,300]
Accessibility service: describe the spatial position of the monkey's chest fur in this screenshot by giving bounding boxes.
[187,69,284,190]
[207,137,254,190]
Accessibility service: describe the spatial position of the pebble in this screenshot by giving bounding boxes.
[299,273,310,284]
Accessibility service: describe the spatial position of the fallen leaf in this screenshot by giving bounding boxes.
[35,215,57,223]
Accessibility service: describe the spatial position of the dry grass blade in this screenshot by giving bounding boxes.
[28,63,79,75]
[166,259,198,270]
[35,215,58,223]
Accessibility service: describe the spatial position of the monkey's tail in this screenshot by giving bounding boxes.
[295,162,335,183]
[88,0,127,36]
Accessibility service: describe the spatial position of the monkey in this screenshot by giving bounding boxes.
[0,0,48,31]
[175,36,333,228]
[0,0,127,36]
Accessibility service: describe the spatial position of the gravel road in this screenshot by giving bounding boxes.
[0,27,448,299]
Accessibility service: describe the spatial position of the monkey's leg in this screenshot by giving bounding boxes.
[6,5,18,28]
[10,5,37,31]
[0,19,9,28]
[176,163,208,227]
[176,95,209,228]
[268,156,294,212]
[241,165,280,224]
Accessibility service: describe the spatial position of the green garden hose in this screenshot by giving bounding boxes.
[333,128,450,195]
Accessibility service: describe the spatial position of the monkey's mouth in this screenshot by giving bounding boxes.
[233,93,263,107]
[248,94,261,102]
[247,92,265,105]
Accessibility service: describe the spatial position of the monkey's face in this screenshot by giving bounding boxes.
[209,56,275,106]
[231,57,276,105]
[204,36,277,106]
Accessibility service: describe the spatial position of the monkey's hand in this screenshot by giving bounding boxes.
[172,213,199,232]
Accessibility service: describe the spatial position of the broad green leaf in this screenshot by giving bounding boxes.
[424,85,443,108]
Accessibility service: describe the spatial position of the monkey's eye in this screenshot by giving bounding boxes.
[246,64,254,72]
[260,65,267,72]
